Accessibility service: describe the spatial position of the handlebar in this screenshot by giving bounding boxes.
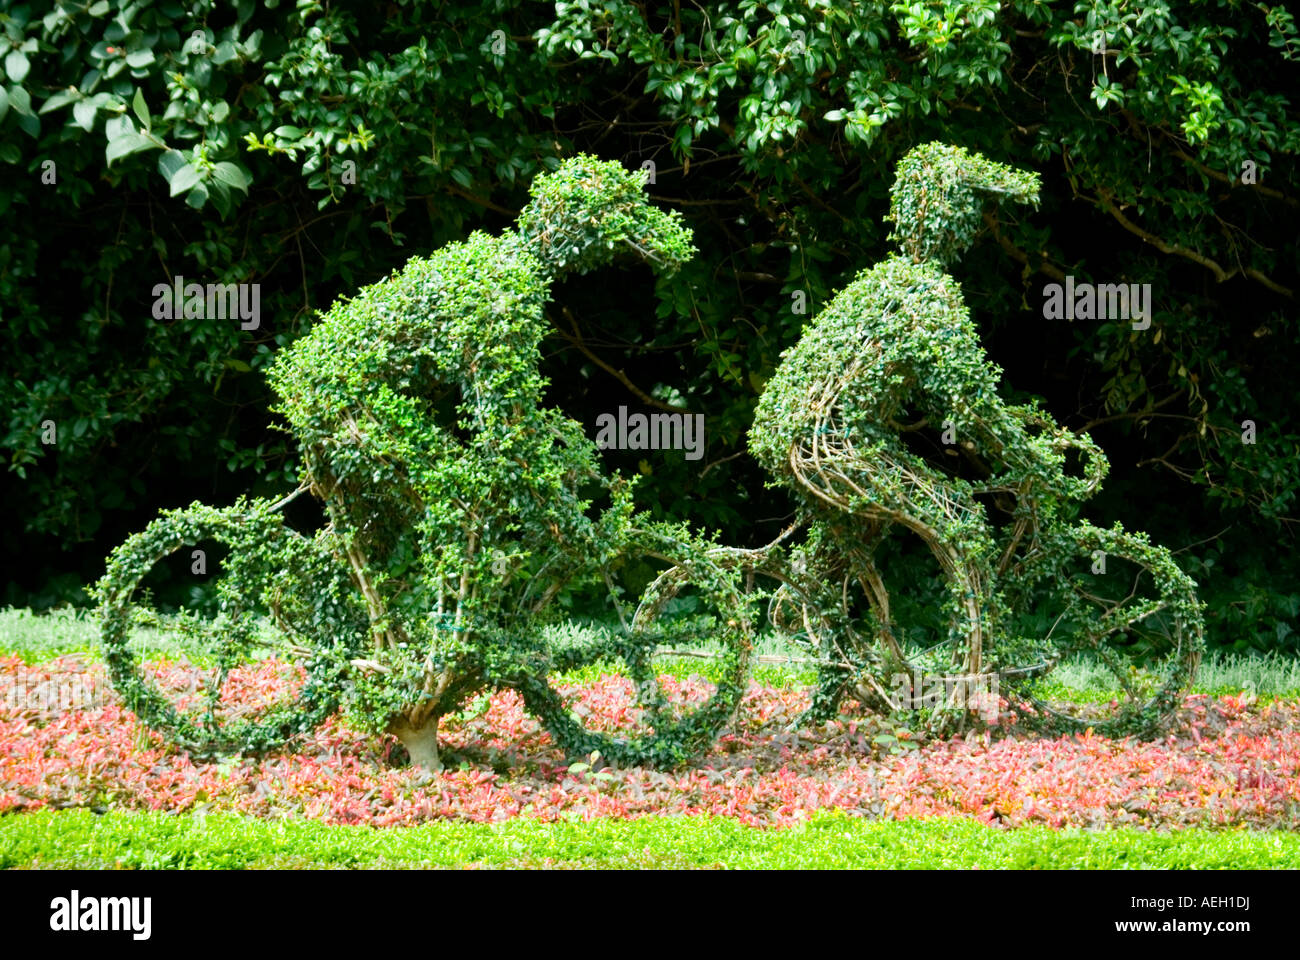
[983,406,1109,504]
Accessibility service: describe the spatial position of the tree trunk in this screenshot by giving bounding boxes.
[388,715,442,772]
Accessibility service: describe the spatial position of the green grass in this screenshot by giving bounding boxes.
[4,606,1299,700]
[1028,651,1300,704]
[2,808,1299,869]
[0,606,307,669]
[551,626,821,688]
[0,607,102,662]
[0,606,209,665]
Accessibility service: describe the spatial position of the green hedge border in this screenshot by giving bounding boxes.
[3,809,1298,869]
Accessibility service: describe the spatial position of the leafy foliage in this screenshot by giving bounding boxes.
[7,807,1300,869]
[747,142,1203,737]
[2,0,1297,658]
[9,807,1300,869]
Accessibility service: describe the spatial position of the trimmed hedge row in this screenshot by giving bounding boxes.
[3,809,1299,869]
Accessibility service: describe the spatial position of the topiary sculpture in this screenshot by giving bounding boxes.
[96,156,758,771]
[748,142,1203,735]
[93,144,1204,768]
[750,143,1046,675]
[266,154,707,770]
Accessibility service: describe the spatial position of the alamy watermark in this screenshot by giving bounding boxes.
[886,669,1000,724]
[594,406,705,461]
[50,891,151,940]
[4,666,111,716]
[151,275,260,330]
[1042,276,1151,330]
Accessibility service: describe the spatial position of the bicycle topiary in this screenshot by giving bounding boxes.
[91,497,368,756]
[96,155,757,771]
[94,145,1205,769]
[749,142,1204,736]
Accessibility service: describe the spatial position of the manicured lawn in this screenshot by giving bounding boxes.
[3,808,1299,869]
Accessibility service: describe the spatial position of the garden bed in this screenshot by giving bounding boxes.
[3,654,1298,832]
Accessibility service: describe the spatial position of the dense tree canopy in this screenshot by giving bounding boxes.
[3,0,1297,653]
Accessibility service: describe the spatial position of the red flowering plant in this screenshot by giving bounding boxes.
[4,654,1298,830]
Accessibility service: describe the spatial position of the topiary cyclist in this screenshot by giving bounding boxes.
[749,142,1110,689]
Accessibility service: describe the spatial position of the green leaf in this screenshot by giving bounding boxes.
[88,1,110,15]
[39,90,80,114]
[6,84,32,117]
[208,178,232,218]
[105,131,156,166]
[104,114,134,140]
[126,49,155,69]
[4,50,30,84]
[450,166,473,189]
[131,88,150,131]
[0,87,8,124]
[168,164,202,196]
[72,98,96,131]
[157,149,187,182]
[212,162,250,192]
[185,181,209,209]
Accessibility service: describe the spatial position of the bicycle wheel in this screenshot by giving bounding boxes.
[92,498,366,756]
[660,518,930,727]
[512,526,756,768]
[633,523,890,720]
[764,541,898,721]
[994,520,1204,736]
[752,519,971,727]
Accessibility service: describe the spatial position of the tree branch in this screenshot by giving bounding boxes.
[699,449,745,477]
[1091,189,1294,299]
[1094,188,1228,279]
[981,212,1067,281]
[555,306,693,414]
[444,184,518,217]
[1075,391,1185,433]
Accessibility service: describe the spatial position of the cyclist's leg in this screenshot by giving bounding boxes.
[792,438,999,677]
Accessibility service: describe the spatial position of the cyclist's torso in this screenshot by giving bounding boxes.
[749,256,980,481]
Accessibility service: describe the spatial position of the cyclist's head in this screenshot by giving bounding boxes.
[886,142,1040,267]
[515,154,696,280]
